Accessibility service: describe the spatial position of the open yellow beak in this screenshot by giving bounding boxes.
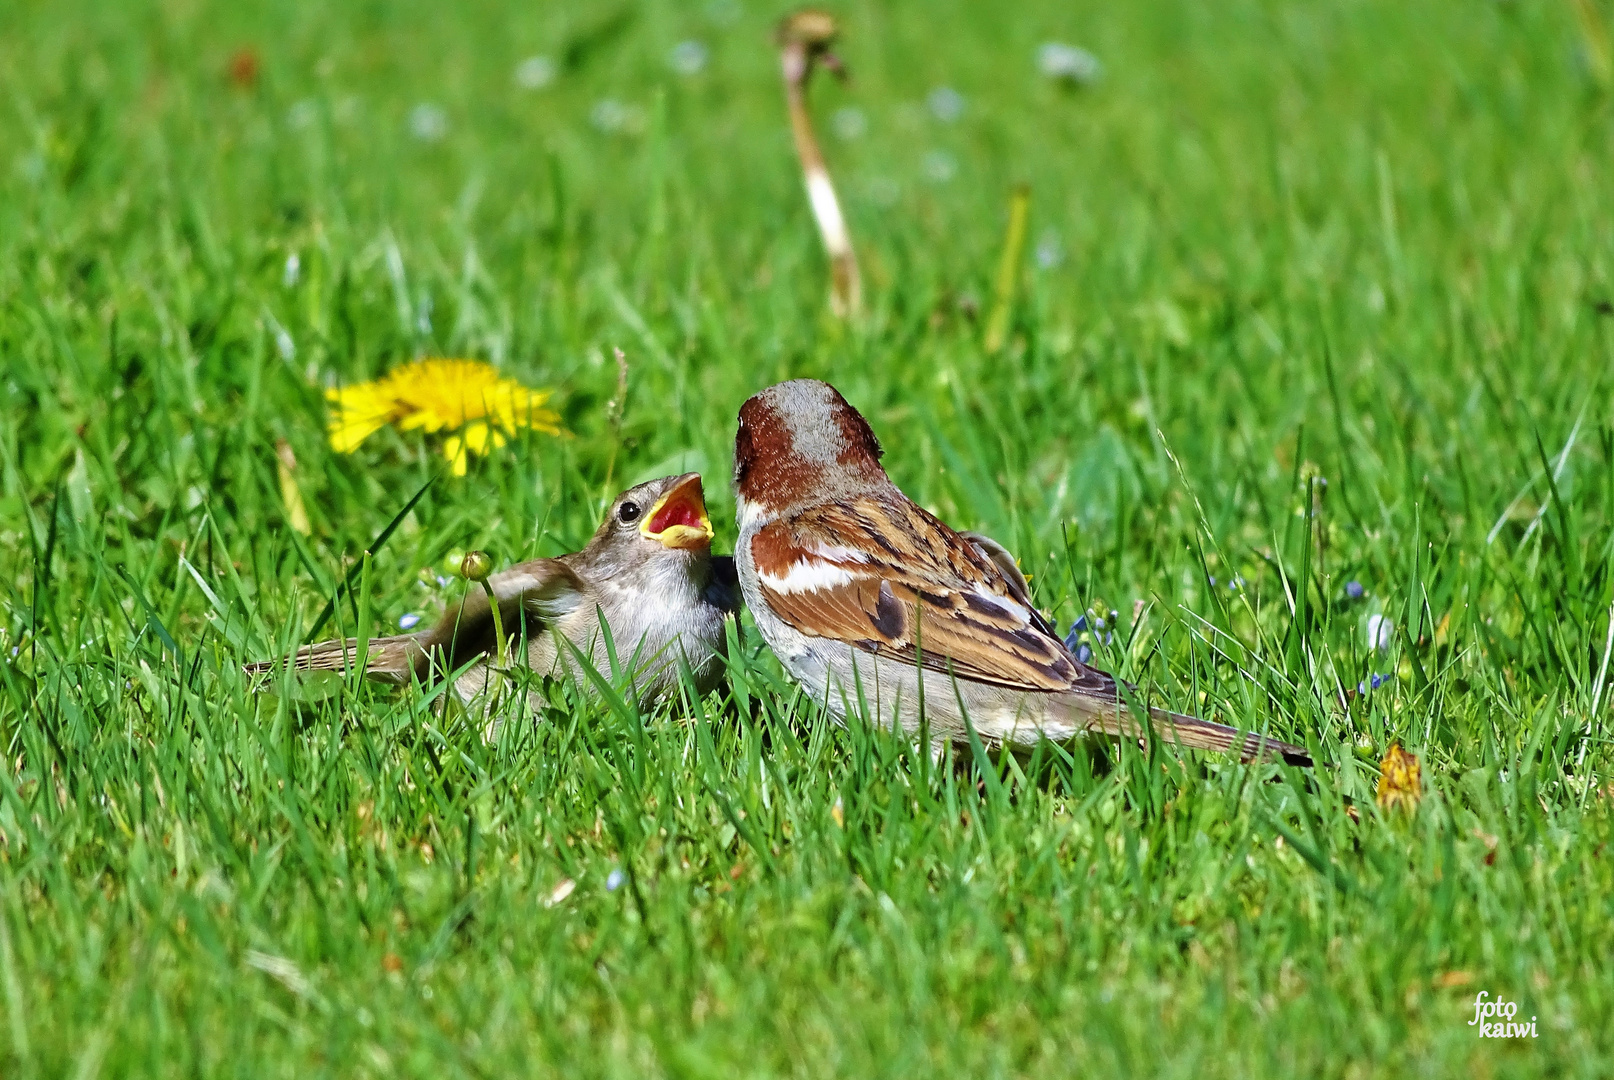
[640,473,713,551]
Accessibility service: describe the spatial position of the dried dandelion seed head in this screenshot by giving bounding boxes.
[1376,743,1422,814]
[776,9,840,51]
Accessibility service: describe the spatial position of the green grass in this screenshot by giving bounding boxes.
[3,0,1614,1075]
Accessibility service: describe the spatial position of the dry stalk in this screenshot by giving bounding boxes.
[777,10,861,319]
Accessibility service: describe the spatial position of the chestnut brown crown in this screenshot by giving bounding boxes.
[734,379,886,511]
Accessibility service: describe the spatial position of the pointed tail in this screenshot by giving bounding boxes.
[1145,706,1312,766]
[1074,698,1312,766]
[245,634,430,684]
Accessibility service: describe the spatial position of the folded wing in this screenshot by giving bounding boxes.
[247,558,588,683]
[750,495,1113,696]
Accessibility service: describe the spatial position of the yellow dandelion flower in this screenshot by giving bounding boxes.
[326,382,408,453]
[325,359,562,476]
[1376,743,1422,814]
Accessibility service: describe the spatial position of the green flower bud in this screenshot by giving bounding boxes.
[460,550,493,582]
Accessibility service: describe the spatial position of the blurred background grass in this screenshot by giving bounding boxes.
[2,0,1613,1076]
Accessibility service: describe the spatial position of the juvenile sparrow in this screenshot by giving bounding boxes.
[250,473,740,716]
[732,380,1312,765]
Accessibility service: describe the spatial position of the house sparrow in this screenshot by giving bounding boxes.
[249,473,740,718]
[732,380,1312,765]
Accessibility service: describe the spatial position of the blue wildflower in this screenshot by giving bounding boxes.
[399,613,421,630]
[1345,581,1364,600]
[1370,673,1386,690]
[605,868,626,892]
[1076,643,1093,664]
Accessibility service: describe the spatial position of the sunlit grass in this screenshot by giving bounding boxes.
[1,0,1612,1075]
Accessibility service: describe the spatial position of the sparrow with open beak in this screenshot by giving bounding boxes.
[731,380,1312,765]
[250,473,739,717]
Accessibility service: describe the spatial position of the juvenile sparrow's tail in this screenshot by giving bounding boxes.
[244,634,432,684]
[1073,697,1313,766]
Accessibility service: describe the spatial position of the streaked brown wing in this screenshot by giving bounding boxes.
[249,557,589,683]
[439,557,590,666]
[752,496,1116,697]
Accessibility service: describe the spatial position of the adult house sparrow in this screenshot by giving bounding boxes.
[732,380,1311,765]
[249,474,740,720]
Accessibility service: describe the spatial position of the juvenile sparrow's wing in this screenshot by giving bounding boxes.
[751,494,1309,763]
[248,558,589,683]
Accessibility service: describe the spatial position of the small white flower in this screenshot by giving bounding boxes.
[927,86,965,122]
[283,253,301,288]
[605,868,626,892]
[831,106,867,140]
[1366,613,1394,652]
[668,40,709,76]
[1038,42,1103,86]
[514,55,556,90]
[288,100,319,129]
[1036,230,1063,269]
[399,613,421,630]
[921,150,957,183]
[408,103,448,142]
[590,99,644,134]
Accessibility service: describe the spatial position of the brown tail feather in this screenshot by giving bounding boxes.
[245,634,430,684]
[1149,707,1312,766]
[1080,701,1312,766]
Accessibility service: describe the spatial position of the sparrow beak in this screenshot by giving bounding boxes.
[641,473,713,551]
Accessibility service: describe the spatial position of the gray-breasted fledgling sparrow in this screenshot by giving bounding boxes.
[250,473,740,715]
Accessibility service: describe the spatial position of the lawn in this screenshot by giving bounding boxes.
[2,0,1613,1075]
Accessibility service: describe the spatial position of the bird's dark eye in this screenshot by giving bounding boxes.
[617,502,642,524]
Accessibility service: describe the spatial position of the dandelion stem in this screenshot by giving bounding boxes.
[461,552,505,668]
[482,582,507,668]
[984,184,1031,354]
[778,11,861,319]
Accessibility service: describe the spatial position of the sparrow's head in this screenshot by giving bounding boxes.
[734,379,885,517]
[584,473,714,574]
